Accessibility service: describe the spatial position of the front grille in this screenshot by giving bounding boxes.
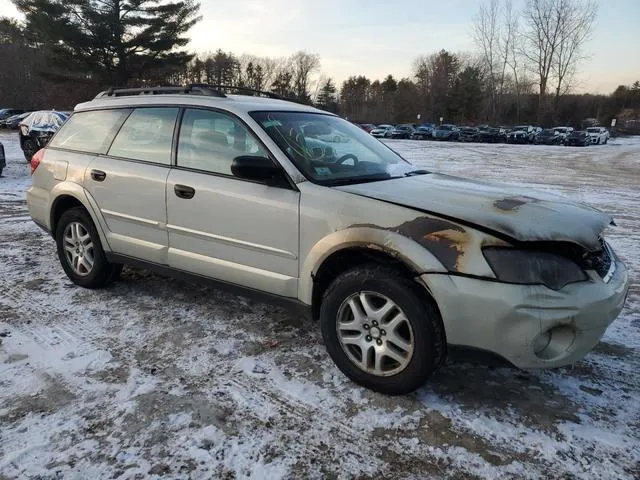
[582,240,612,278]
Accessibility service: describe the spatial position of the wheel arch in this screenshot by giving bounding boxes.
[49,184,111,251]
[300,227,447,319]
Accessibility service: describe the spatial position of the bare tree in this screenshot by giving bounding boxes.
[502,0,525,121]
[521,0,597,123]
[522,0,563,122]
[473,0,501,121]
[290,51,320,102]
[551,0,597,111]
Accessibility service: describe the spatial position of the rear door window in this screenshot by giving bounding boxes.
[108,108,179,165]
[49,109,131,154]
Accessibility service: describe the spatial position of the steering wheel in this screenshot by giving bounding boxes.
[337,153,359,166]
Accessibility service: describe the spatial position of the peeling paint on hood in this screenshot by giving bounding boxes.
[336,173,613,251]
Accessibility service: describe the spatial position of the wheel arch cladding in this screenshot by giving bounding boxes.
[310,247,424,320]
[51,195,85,235]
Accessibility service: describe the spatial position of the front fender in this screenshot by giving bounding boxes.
[299,227,447,305]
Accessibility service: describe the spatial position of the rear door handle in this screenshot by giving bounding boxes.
[174,184,195,199]
[90,169,106,182]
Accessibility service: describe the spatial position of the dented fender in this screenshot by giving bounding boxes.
[299,226,447,305]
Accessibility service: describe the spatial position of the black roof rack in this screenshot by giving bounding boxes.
[94,84,284,100]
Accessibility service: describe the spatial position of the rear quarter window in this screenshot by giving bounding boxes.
[49,109,131,154]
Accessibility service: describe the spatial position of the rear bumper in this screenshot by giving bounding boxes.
[421,258,629,369]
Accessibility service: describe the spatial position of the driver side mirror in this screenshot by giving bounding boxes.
[231,155,289,188]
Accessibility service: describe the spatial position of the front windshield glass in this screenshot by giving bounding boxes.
[586,127,600,133]
[251,111,417,185]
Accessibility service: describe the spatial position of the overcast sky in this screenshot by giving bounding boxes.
[1,0,638,93]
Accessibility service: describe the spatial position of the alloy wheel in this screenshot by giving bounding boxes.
[336,291,414,377]
[63,221,95,276]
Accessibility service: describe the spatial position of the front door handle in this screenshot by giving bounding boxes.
[90,169,106,182]
[174,184,195,199]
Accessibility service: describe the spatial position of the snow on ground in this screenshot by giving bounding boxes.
[0,131,639,479]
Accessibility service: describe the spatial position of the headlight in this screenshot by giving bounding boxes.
[482,247,588,290]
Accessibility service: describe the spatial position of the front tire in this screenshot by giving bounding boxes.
[320,265,446,395]
[55,207,120,288]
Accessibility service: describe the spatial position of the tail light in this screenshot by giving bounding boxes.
[31,148,44,175]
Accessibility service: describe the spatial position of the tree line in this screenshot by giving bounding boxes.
[0,0,638,130]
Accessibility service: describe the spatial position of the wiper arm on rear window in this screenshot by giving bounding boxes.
[404,169,430,176]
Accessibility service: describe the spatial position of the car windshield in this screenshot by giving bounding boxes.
[514,126,528,131]
[586,127,600,133]
[251,111,417,186]
[541,129,555,136]
[438,125,453,131]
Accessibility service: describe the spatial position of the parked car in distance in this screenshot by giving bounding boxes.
[432,124,459,141]
[359,123,376,133]
[27,85,629,395]
[0,141,5,177]
[552,127,574,142]
[411,126,433,140]
[565,130,591,146]
[303,123,350,143]
[389,124,415,139]
[586,126,609,145]
[1,111,31,129]
[478,127,507,143]
[458,127,480,142]
[0,108,25,122]
[370,124,395,138]
[534,129,563,145]
[506,125,535,144]
[19,110,69,161]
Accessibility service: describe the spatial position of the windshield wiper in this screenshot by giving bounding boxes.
[404,169,430,176]
[325,174,401,186]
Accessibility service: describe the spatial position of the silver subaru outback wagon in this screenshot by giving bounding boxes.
[27,85,629,395]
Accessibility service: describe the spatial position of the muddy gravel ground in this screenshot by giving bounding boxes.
[0,131,639,479]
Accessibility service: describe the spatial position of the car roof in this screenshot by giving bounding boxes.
[75,93,327,117]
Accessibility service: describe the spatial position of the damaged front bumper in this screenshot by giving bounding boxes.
[421,258,629,369]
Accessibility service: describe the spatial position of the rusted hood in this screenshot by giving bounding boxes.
[336,174,613,251]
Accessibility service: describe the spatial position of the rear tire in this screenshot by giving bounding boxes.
[55,207,120,288]
[320,264,446,395]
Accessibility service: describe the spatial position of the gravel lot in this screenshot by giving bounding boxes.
[0,131,638,479]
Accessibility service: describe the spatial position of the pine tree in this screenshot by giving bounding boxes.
[316,78,337,113]
[13,0,201,86]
